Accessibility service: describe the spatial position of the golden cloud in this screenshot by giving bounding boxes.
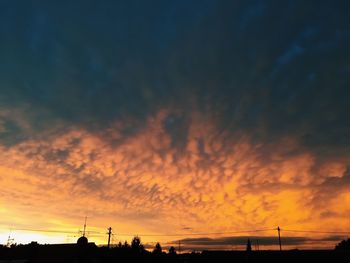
[0,109,349,246]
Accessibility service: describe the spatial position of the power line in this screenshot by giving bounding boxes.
[5,226,350,238]
[115,228,275,237]
[11,228,80,234]
[4,227,275,237]
[281,229,350,234]
[9,228,103,235]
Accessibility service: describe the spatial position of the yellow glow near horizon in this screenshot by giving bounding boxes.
[0,231,66,245]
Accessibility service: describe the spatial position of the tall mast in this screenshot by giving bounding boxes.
[83,216,87,237]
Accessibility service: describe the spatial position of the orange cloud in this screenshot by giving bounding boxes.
[0,109,349,247]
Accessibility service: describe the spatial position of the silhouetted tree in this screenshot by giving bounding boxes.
[28,241,39,261]
[335,238,350,250]
[123,241,130,248]
[153,242,162,254]
[246,238,252,252]
[131,236,144,253]
[168,246,176,255]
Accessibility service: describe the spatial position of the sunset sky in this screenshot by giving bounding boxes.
[0,0,350,250]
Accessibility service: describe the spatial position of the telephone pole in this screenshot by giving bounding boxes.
[277,226,282,251]
[107,227,112,248]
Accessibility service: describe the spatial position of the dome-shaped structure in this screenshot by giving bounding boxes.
[77,236,88,246]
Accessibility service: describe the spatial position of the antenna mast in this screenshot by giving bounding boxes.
[83,216,87,237]
[6,234,14,247]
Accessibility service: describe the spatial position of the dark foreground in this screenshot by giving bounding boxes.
[1,244,350,263]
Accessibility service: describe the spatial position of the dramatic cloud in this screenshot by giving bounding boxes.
[161,235,348,251]
[0,0,349,248]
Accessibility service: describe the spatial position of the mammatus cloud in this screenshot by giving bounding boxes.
[0,109,349,246]
[0,0,349,247]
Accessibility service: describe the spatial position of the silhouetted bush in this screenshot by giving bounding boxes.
[153,242,162,254]
[168,246,176,255]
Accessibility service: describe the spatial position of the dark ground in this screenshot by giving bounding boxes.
[1,243,350,263]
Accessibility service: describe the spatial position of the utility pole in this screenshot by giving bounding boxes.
[178,240,181,254]
[277,226,282,251]
[107,227,112,248]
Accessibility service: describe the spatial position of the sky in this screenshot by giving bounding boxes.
[0,0,350,250]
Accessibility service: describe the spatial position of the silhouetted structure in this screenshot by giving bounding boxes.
[0,242,98,263]
[1,238,350,263]
[335,238,350,250]
[246,238,252,252]
[77,236,88,246]
[107,227,112,248]
[277,226,282,251]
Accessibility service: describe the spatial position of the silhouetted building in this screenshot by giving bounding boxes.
[77,236,88,246]
[0,242,98,263]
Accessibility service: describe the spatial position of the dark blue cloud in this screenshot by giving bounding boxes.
[0,0,349,155]
[172,235,347,250]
